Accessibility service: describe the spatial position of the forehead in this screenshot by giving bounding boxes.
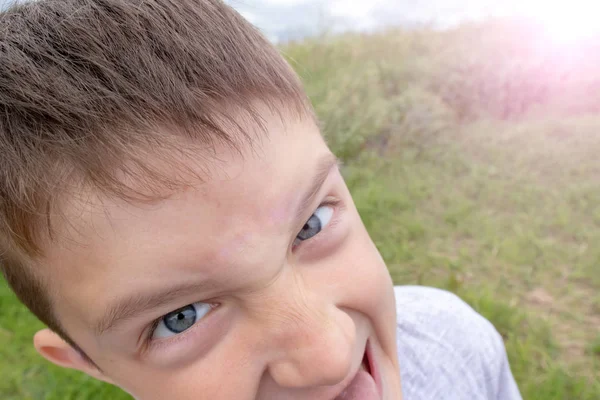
[43,112,330,326]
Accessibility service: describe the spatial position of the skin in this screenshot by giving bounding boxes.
[33,108,403,399]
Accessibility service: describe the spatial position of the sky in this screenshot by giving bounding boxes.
[228,0,514,41]
[2,0,600,43]
[228,0,600,43]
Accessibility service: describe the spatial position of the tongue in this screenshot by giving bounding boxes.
[334,369,379,400]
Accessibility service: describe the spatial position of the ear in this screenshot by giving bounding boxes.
[33,328,114,384]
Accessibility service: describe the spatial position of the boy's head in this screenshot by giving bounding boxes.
[0,1,401,398]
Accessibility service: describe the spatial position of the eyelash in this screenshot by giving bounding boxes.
[142,304,219,354]
[145,318,165,348]
[292,198,342,250]
[142,198,344,351]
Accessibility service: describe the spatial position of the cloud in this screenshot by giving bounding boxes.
[227,0,524,41]
[228,0,331,41]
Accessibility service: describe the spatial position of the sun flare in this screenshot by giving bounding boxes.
[523,0,600,43]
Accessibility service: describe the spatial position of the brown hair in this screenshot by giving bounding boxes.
[0,0,311,357]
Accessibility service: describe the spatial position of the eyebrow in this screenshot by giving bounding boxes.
[92,153,340,336]
[293,153,341,223]
[93,280,217,336]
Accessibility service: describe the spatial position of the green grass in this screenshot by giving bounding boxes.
[2,19,600,399]
[589,336,600,358]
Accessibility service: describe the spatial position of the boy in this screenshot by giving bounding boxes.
[0,0,522,399]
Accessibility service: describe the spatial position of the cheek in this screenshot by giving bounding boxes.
[114,340,261,400]
[330,209,395,315]
[336,224,399,357]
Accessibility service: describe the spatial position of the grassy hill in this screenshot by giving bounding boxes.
[2,19,600,399]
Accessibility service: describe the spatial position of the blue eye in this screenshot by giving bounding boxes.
[152,302,212,339]
[295,205,334,243]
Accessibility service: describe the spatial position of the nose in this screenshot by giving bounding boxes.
[257,281,357,389]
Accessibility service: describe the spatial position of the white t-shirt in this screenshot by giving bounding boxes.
[394,286,523,399]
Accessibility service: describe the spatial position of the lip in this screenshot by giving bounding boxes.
[365,339,383,398]
[330,339,382,400]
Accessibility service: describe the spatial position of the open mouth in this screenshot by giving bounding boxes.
[334,340,381,400]
[364,340,382,397]
[360,349,372,375]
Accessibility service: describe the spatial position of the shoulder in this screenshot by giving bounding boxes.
[393,285,506,371]
[394,286,521,400]
[394,285,502,348]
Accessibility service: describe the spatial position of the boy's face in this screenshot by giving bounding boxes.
[36,109,402,399]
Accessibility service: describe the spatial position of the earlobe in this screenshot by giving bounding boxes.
[33,329,114,384]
